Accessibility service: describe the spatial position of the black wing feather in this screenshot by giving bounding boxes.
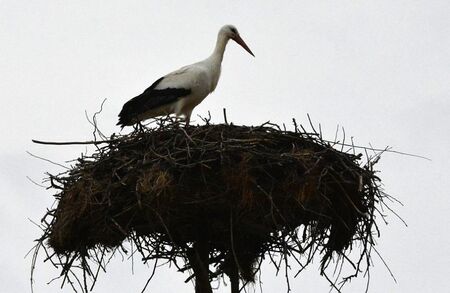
[117,77,191,127]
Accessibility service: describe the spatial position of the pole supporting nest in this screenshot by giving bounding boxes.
[187,240,212,293]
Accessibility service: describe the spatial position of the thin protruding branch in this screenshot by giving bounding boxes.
[223,108,229,125]
[31,139,116,146]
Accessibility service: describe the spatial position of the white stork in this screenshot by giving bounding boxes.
[117,24,254,127]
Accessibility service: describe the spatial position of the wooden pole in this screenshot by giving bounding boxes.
[188,240,212,293]
[228,265,239,293]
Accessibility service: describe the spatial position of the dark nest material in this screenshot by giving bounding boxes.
[33,117,391,293]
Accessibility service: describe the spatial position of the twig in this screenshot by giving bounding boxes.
[31,139,116,146]
[223,108,229,125]
[26,151,69,169]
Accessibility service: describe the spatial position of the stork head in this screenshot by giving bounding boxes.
[221,25,255,57]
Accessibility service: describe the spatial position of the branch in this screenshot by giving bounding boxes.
[31,139,116,146]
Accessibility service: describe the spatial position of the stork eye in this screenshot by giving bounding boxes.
[230,28,237,34]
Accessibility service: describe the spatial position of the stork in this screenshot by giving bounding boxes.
[117,24,254,128]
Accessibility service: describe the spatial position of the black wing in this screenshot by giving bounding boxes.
[117,77,191,127]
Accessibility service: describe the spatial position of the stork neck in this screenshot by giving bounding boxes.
[210,33,229,63]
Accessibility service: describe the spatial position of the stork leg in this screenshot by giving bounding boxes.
[132,121,145,132]
[184,111,192,127]
[138,122,145,132]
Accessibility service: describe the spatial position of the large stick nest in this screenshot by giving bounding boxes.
[35,118,386,292]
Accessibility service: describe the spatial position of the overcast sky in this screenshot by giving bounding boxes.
[1,1,449,292]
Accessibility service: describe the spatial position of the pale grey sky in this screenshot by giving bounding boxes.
[1,1,449,292]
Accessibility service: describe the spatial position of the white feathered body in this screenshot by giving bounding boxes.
[150,57,222,119]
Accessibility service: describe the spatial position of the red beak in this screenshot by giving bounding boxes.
[232,34,255,57]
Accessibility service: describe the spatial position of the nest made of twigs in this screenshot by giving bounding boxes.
[35,117,385,292]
